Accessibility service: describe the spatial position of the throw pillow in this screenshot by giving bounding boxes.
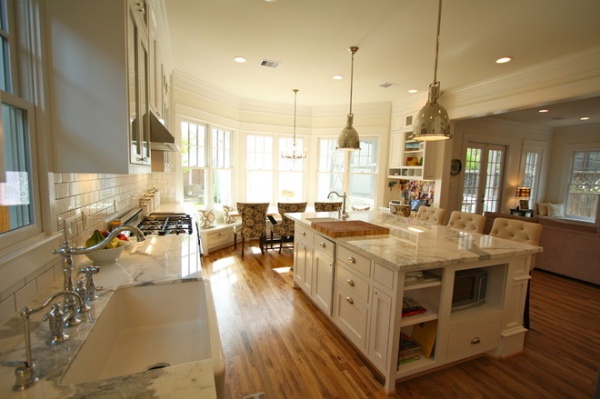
[199,209,216,229]
[537,202,549,216]
[547,203,565,217]
[223,205,236,224]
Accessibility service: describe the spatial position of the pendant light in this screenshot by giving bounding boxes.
[281,89,307,159]
[336,46,361,151]
[411,0,452,141]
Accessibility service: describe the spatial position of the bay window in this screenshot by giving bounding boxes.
[316,137,379,208]
[181,120,232,209]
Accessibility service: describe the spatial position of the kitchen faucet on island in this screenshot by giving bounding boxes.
[327,191,349,220]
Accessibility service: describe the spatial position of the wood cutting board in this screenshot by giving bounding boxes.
[311,220,390,238]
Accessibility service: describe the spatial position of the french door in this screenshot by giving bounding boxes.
[460,143,506,214]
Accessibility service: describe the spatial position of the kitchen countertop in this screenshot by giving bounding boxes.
[288,210,542,271]
[0,225,217,398]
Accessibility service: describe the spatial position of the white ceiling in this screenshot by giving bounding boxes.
[164,0,600,126]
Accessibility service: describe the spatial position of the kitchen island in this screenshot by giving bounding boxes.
[0,227,221,398]
[288,210,542,393]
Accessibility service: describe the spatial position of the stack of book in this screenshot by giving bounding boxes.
[402,297,427,317]
[398,333,422,366]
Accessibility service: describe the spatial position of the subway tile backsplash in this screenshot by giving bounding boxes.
[0,171,175,326]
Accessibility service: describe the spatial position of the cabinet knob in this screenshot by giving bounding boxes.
[320,242,326,248]
[348,256,356,264]
[345,296,354,305]
[471,337,481,345]
[301,231,306,236]
[346,278,355,287]
[329,263,333,268]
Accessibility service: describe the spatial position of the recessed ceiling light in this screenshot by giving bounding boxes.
[538,109,549,113]
[496,56,513,64]
[332,75,343,80]
[408,89,418,93]
[580,116,590,121]
[234,56,246,63]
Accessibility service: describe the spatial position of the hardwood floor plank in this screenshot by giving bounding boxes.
[203,245,600,398]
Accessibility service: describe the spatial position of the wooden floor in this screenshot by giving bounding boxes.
[203,242,600,399]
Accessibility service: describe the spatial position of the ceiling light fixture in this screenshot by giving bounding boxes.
[496,56,513,64]
[281,89,307,160]
[233,56,246,63]
[580,116,590,121]
[337,46,361,151]
[411,0,451,142]
[332,75,343,80]
[538,109,549,113]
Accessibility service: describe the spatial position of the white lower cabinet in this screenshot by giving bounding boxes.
[368,287,392,371]
[293,223,334,315]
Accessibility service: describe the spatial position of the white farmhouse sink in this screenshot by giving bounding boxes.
[60,280,224,392]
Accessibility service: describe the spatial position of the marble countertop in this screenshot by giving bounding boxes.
[0,226,218,398]
[288,210,542,272]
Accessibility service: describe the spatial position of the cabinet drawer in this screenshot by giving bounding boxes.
[337,246,371,277]
[446,322,501,360]
[207,229,233,248]
[336,264,369,304]
[296,223,314,244]
[314,234,335,258]
[334,289,369,350]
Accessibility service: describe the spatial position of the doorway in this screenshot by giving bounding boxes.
[460,143,506,214]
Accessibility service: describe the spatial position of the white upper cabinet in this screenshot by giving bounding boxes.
[45,0,166,174]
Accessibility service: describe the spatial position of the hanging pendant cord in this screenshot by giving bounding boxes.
[348,46,358,115]
[433,0,443,84]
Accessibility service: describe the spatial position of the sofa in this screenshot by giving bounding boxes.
[483,212,600,286]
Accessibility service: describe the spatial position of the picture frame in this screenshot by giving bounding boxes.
[519,200,530,210]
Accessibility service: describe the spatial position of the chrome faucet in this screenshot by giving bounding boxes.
[327,191,349,220]
[13,291,82,391]
[52,225,146,326]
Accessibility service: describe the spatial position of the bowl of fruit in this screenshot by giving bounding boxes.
[84,230,130,265]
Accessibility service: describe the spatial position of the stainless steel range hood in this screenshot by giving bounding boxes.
[149,111,179,152]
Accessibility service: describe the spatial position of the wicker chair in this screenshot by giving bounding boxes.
[271,202,307,253]
[447,211,486,234]
[416,206,447,225]
[233,202,270,258]
[489,217,543,329]
[314,201,342,212]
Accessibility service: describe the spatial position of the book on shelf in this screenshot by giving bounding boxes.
[402,297,427,317]
[398,333,422,368]
[411,320,437,358]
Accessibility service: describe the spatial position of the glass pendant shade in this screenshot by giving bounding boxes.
[337,46,360,151]
[411,0,452,142]
[281,89,307,159]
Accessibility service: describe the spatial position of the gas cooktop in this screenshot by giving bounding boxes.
[138,213,193,236]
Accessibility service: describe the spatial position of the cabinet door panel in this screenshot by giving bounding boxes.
[313,250,334,315]
[369,288,392,372]
[294,242,313,295]
[334,289,369,350]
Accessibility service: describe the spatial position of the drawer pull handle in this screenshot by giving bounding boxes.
[346,278,355,287]
[471,337,481,345]
[320,242,326,248]
[348,256,356,264]
[346,297,354,305]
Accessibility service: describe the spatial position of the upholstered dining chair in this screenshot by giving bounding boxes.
[314,201,342,212]
[271,202,307,253]
[447,211,486,234]
[489,217,543,329]
[416,206,447,225]
[233,202,270,258]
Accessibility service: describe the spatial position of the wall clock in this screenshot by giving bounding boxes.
[451,159,462,175]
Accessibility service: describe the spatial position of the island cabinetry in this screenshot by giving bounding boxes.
[45,0,165,174]
[293,223,336,315]
[293,223,314,294]
[312,234,335,315]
